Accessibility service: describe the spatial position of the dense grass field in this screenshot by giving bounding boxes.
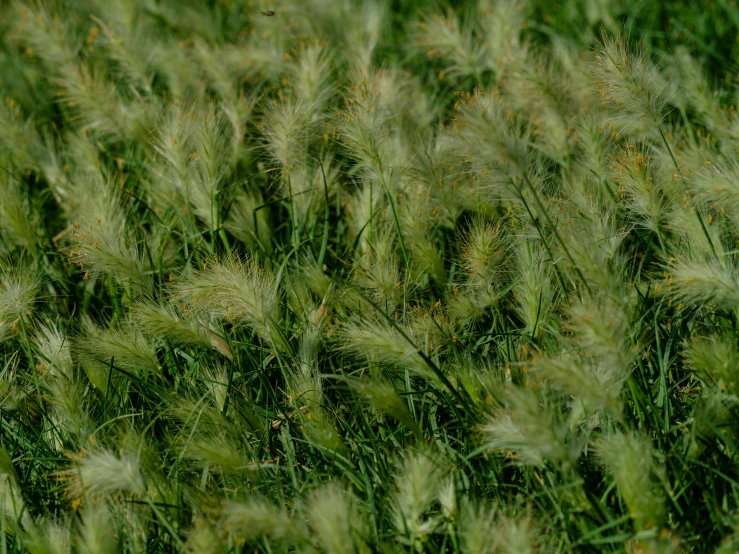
[4,0,739,552]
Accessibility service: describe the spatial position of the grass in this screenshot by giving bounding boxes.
[1,0,739,552]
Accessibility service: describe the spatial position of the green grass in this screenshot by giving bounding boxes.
[2,0,739,552]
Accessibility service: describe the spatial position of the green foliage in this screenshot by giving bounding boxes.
[1,0,739,552]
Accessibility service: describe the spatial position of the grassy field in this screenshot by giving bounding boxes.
[2,0,739,552]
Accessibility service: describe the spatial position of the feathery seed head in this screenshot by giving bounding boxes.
[483,386,572,467]
[458,502,497,554]
[220,497,305,546]
[477,0,526,68]
[0,102,43,172]
[262,97,311,175]
[593,36,670,130]
[174,255,281,346]
[342,319,431,380]
[55,64,149,142]
[351,230,405,313]
[35,323,73,380]
[344,377,422,439]
[225,187,273,254]
[0,266,38,339]
[0,171,37,252]
[131,299,232,359]
[504,54,580,163]
[493,514,539,554]
[514,237,555,339]
[568,297,634,377]
[684,335,739,393]
[391,450,442,541]
[75,317,160,391]
[186,518,223,554]
[596,432,666,529]
[0,471,26,525]
[290,43,333,113]
[613,146,671,232]
[22,519,72,554]
[185,435,256,477]
[688,392,739,458]
[61,449,146,500]
[459,219,507,287]
[68,181,151,292]
[666,258,739,311]
[447,91,530,179]
[304,482,369,554]
[76,502,118,554]
[415,12,492,80]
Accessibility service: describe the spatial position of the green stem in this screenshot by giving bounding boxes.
[376,160,409,267]
[286,175,300,248]
[317,162,331,269]
[145,498,185,550]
